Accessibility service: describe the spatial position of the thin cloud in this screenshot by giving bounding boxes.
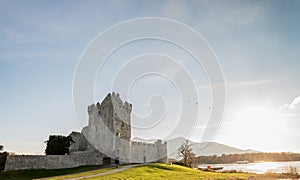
[195,122,232,130]
[225,79,273,87]
[197,79,273,90]
[280,96,300,110]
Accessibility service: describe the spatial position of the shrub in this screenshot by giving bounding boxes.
[0,152,8,171]
[45,135,74,155]
[285,166,299,176]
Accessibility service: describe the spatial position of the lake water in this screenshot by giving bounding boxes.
[198,161,300,174]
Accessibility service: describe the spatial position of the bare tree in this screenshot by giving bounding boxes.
[178,140,195,167]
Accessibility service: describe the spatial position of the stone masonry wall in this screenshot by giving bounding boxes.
[69,131,88,152]
[4,151,104,171]
[131,140,168,163]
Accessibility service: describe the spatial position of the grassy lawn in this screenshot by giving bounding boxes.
[89,163,299,180]
[0,165,114,180]
[89,163,256,180]
[1,163,298,180]
[38,166,117,180]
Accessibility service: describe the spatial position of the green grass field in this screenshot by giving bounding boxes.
[92,163,256,180]
[0,165,114,180]
[0,163,298,180]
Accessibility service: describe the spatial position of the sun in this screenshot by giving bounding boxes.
[233,105,282,141]
[217,103,290,151]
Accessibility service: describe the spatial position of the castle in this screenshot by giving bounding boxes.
[69,92,168,164]
[4,92,167,171]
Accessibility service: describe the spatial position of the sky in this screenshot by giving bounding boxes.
[0,0,300,154]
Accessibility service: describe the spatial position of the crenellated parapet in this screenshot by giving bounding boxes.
[110,92,132,123]
[87,92,132,126]
[130,139,168,163]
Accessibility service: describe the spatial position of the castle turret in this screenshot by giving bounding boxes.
[84,92,132,163]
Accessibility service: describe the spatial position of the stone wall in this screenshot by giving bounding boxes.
[84,101,115,159]
[4,151,104,171]
[131,140,168,163]
[69,131,89,152]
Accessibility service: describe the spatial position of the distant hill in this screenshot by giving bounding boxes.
[132,137,157,143]
[133,137,259,160]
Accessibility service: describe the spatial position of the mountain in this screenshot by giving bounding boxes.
[132,137,157,143]
[132,137,259,160]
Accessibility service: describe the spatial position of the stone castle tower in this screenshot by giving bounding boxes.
[71,92,167,164]
[81,92,132,163]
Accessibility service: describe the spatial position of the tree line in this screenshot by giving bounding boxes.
[194,152,300,164]
[44,135,74,155]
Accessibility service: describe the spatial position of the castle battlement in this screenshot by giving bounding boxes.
[111,92,132,114]
[88,92,132,118]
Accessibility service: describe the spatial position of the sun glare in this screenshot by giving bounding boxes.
[236,106,277,124]
[232,105,284,148]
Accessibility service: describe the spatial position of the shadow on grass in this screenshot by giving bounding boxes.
[0,165,109,180]
[148,163,182,171]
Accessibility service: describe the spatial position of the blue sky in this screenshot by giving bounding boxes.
[0,0,300,154]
